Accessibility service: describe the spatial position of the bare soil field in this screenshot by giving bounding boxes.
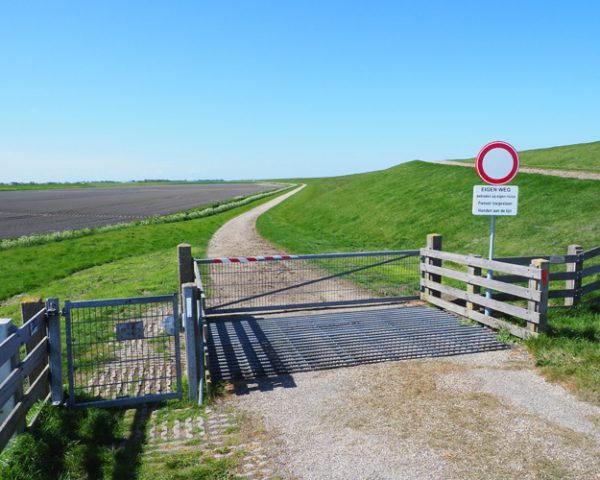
[0,183,279,238]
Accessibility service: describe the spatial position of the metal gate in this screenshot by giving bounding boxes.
[64,294,182,407]
[196,250,422,314]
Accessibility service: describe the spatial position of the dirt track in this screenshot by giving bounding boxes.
[207,186,600,480]
[0,183,279,239]
[434,160,600,180]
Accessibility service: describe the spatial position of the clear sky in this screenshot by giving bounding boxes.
[1,1,599,182]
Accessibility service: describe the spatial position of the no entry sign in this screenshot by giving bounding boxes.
[475,141,519,185]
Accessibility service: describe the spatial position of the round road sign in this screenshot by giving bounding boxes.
[475,141,519,185]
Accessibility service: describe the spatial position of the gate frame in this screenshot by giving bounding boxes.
[64,294,183,408]
[196,250,421,315]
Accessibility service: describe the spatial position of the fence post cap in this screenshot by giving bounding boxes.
[531,258,550,268]
[426,233,442,250]
[20,295,43,305]
[0,318,13,326]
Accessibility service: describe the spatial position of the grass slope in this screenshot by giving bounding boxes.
[454,140,600,172]
[258,161,600,255]
[258,161,600,403]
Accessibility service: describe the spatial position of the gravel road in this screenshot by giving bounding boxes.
[0,183,280,238]
[207,186,600,480]
[434,160,600,180]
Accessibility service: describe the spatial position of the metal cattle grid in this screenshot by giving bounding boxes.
[196,250,422,315]
[207,306,508,381]
[64,295,182,408]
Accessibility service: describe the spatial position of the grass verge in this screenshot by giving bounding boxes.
[528,304,600,405]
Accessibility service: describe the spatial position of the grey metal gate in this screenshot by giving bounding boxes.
[64,294,182,407]
[196,250,421,315]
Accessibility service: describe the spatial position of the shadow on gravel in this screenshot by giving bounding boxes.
[233,375,298,395]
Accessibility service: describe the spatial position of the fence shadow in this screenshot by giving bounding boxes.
[111,407,151,480]
[232,374,298,395]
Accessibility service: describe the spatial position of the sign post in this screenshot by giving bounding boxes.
[473,141,520,315]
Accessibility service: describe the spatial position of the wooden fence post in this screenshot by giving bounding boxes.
[467,255,482,312]
[426,234,443,298]
[565,244,583,307]
[529,259,549,333]
[178,243,194,287]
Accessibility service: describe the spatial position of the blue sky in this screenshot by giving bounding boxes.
[1,1,599,182]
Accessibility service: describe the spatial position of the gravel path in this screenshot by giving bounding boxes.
[207,186,600,480]
[207,184,305,258]
[434,160,600,180]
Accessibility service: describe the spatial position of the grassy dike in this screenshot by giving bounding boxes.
[258,161,600,403]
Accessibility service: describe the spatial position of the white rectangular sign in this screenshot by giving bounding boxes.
[472,185,519,216]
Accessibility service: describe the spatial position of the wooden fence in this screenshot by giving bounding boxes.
[0,298,62,451]
[495,243,600,306]
[420,234,600,339]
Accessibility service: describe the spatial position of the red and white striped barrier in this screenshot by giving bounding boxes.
[212,255,299,264]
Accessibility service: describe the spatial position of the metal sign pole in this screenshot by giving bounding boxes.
[485,215,496,315]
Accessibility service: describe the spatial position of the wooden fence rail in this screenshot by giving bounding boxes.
[0,298,62,452]
[493,244,600,306]
[420,236,600,339]
[420,234,549,339]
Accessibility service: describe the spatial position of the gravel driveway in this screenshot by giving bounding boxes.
[207,186,600,480]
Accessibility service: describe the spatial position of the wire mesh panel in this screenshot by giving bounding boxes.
[197,251,421,314]
[64,295,182,408]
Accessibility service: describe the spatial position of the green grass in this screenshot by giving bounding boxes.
[453,140,600,172]
[138,451,242,480]
[528,304,600,404]
[258,161,600,256]
[0,404,131,480]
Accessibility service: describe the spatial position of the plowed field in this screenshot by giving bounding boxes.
[0,183,279,238]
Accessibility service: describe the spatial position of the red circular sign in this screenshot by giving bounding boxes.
[475,141,519,185]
